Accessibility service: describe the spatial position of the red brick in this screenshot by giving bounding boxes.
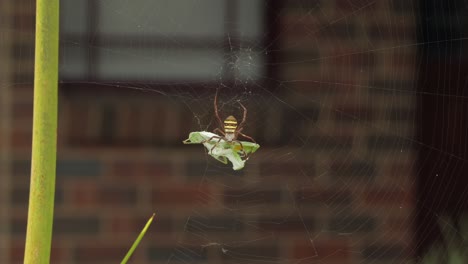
[143,161,172,178]
[286,81,333,95]
[330,50,376,68]
[318,22,356,39]
[109,160,172,181]
[111,217,141,233]
[13,13,35,32]
[257,217,314,233]
[11,129,31,148]
[331,160,375,180]
[368,24,414,41]
[99,187,137,205]
[74,245,128,262]
[296,188,353,206]
[292,238,350,261]
[385,217,414,235]
[382,162,413,185]
[362,243,408,261]
[224,189,281,205]
[12,101,33,121]
[178,112,195,141]
[71,183,137,206]
[68,102,89,144]
[260,162,314,177]
[222,245,278,260]
[9,243,23,262]
[280,13,319,40]
[151,186,211,206]
[149,106,166,143]
[364,189,413,206]
[335,0,377,11]
[311,131,355,150]
[110,215,170,234]
[54,217,99,235]
[333,104,373,122]
[119,106,141,142]
[12,42,34,61]
[392,51,416,68]
[71,182,98,207]
[290,75,360,95]
[110,160,139,178]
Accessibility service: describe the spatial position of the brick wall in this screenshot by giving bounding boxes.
[1,0,14,262]
[6,0,417,263]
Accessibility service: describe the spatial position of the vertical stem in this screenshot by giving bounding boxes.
[24,0,59,263]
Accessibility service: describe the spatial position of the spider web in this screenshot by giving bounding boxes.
[4,0,468,263]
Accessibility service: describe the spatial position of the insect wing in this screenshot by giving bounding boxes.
[211,154,228,164]
[231,141,260,156]
[183,131,259,170]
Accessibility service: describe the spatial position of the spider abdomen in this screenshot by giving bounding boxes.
[224,115,237,133]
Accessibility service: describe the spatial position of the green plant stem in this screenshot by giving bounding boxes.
[24,0,59,263]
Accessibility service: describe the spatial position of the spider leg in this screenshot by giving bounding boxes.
[202,135,224,154]
[214,89,223,128]
[236,127,257,144]
[210,137,224,153]
[239,132,256,144]
[237,101,247,128]
[213,127,226,136]
[234,140,249,160]
[202,135,222,144]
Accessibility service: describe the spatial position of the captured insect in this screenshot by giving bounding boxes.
[183,90,260,170]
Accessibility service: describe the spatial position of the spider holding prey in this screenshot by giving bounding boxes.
[203,90,257,159]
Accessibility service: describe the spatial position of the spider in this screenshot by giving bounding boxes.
[204,90,256,159]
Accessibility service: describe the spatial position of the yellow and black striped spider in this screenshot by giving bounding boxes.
[204,90,256,159]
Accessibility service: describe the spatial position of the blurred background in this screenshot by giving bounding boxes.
[1,0,468,263]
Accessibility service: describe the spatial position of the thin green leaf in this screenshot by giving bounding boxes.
[121,213,156,264]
